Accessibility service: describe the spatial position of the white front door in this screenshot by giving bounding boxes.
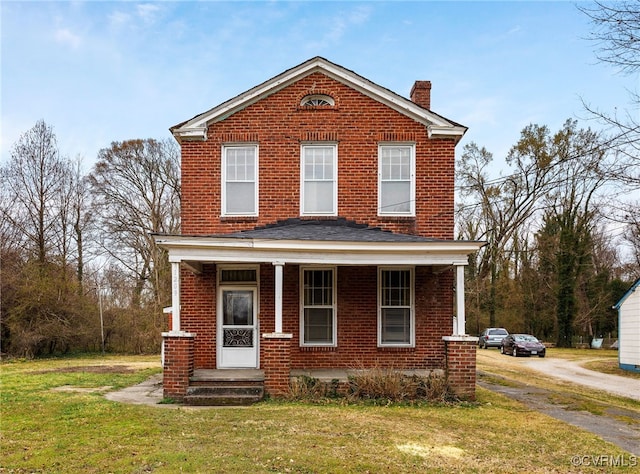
[218,287,258,368]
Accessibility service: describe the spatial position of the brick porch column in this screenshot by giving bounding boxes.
[443,336,479,401]
[261,332,293,397]
[162,331,195,401]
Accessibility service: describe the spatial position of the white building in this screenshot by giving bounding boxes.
[614,279,640,373]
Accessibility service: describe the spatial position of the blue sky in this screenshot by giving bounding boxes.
[1,1,636,170]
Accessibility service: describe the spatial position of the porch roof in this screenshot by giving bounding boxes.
[154,219,484,269]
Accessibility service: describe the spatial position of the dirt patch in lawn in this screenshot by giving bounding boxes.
[32,365,139,374]
[50,385,113,394]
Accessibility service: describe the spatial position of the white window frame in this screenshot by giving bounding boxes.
[377,267,415,347]
[221,144,258,217]
[300,266,337,347]
[378,143,416,216]
[300,94,335,106]
[300,143,338,216]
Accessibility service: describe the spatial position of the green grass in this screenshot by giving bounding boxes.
[1,355,637,473]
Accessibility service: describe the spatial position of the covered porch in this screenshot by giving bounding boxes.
[155,219,483,402]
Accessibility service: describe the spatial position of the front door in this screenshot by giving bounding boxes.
[218,287,258,368]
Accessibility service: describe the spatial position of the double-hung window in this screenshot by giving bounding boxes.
[301,268,336,346]
[222,145,258,216]
[378,144,415,216]
[378,268,414,346]
[301,144,337,215]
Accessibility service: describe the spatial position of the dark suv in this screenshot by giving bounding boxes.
[478,328,509,349]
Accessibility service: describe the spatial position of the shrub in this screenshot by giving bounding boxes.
[287,369,455,404]
[347,368,454,404]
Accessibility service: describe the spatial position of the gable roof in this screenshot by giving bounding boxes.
[171,56,467,143]
[614,278,640,310]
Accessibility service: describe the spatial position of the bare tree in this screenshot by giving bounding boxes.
[1,120,71,266]
[579,1,640,73]
[579,1,639,264]
[89,138,180,309]
[0,121,94,356]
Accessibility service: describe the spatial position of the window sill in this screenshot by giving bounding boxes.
[299,346,337,352]
[377,215,416,221]
[377,346,415,352]
[220,216,259,223]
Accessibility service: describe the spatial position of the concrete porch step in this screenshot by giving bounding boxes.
[184,385,264,406]
[184,369,265,406]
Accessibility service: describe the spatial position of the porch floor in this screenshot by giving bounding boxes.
[290,368,443,382]
[192,368,444,384]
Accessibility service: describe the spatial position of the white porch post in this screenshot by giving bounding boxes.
[273,262,284,333]
[171,261,181,332]
[455,264,466,335]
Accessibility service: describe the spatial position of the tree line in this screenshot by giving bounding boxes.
[0,121,180,356]
[1,2,637,356]
[457,119,638,346]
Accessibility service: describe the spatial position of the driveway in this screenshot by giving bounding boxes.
[477,350,640,456]
[518,355,640,401]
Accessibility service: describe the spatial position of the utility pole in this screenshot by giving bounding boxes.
[98,285,105,355]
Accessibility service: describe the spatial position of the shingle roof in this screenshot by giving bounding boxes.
[224,218,441,243]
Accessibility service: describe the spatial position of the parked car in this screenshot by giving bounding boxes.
[478,328,509,349]
[501,334,546,357]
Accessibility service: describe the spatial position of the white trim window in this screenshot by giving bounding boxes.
[300,267,336,346]
[378,267,414,347]
[222,145,258,216]
[378,144,415,216]
[301,144,337,216]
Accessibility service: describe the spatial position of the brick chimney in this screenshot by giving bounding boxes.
[410,81,431,109]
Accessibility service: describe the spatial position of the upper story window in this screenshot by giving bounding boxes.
[378,144,415,216]
[301,144,337,216]
[222,145,258,216]
[300,94,335,106]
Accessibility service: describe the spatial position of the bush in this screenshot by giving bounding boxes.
[287,369,455,404]
[348,368,454,404]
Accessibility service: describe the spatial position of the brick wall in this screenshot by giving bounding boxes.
[260,334,292,396]
[181,263,453,372]
[181,72,455,239]
[162,333,195,400]
[443,336,478,401]
[176,70,466,394]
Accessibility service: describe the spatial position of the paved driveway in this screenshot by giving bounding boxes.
[477,351,640,456]
[519,356,640,401]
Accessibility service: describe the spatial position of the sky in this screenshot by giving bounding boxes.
[1,1,637,173]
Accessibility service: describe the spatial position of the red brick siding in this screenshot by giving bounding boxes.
[444,339,477,401]
[260,336,292,396]
[181,72,455,239]
[182,263,453,372]
[179,265,216,368]
[163,334,195,400]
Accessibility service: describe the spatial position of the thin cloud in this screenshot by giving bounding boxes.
[307,5,372,50]
[137,3,162,24]
[54,28,82,49]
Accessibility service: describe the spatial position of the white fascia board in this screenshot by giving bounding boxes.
[155,236,483,266]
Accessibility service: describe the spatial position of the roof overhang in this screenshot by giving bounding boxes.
[171,57,467,143]
[154,234,485,268]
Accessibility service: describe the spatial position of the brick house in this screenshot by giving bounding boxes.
[155,57,483,403]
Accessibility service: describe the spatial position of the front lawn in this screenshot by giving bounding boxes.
[0,355,635,473]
